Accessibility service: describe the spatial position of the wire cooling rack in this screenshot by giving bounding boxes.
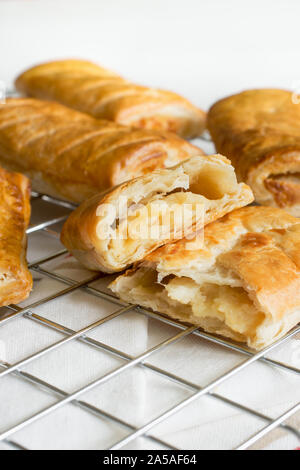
[0,188,299,451]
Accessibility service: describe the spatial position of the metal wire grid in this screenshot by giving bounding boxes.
[0,189,298,451]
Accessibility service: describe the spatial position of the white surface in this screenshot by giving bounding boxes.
[0,0,299,450]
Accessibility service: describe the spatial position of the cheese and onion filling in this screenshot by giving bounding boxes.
[126,268,265,343]
[108,191,206,263]
[165,277,265,339]
[106,161,242,265]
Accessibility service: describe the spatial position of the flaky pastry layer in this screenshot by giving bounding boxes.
[0,167,32,306]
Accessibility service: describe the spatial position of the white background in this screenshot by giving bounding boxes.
[1,0,300,110]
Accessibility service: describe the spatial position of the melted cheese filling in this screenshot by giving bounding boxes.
[127,268,265,341]
[165,277,265,337]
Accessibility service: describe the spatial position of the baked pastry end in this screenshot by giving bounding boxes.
[207,89,300,216]
[0,167,32,307]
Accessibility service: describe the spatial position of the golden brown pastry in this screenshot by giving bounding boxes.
[0,98,203,203]
[0,167,32,307]
[60,155,253,273]
[110,206,300,350]
[207,89,300,216]
[15,59,206,139]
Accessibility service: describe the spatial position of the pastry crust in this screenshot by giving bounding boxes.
[0,98,203,203]
[61,154,253,273]
[15,59,206,139]
[110,206,300,350]
[207,89,300,216]
[0,167,32,307]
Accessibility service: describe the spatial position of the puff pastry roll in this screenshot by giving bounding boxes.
[0,167,32,307]
[15,59,206,139]
[0,98,203,203]
[110,206,300,350]
[207,89,300,216]
[60,155,253,273]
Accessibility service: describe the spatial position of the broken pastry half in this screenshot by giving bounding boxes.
[15,59,206,139]
[110,206,300,350]
[0,167,32,307]
[60,154,253,273]
[207,89,300,216]
[0,98,203,203]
